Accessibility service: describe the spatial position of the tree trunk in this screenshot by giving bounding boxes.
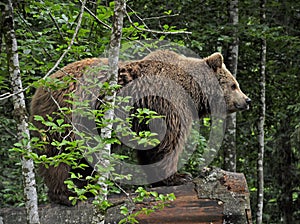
[92,0,126,223]
[2,1,40,224]
[256,1,266,223]
[223,0,239,172]
[256,0,267,224]
[277,119,294,224]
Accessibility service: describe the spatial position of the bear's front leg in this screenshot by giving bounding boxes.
[154,150,192,186]
[137,146,192,187]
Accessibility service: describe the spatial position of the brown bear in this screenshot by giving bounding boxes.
[30,50,251,205]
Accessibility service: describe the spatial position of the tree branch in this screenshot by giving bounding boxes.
[125,11,192,35]
[0,84,31,101]
[0,120,17,138]
[15,10,53,59]
[43,0,87,79]
[143,14,180,21]
[48,12,65,41]
[78,0,111,29]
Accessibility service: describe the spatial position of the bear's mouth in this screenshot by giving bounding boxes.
[234,102,250,111]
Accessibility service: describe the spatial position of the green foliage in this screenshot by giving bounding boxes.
[128,0,300,222]
[181,122,208,176]
[11,74,176,221]
[0,0,113,207]
[119,187,176,224]
[1,0,299,223]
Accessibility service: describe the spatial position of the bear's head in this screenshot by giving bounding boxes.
[205,53,251,113]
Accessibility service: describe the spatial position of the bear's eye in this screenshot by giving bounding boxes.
[231,84,237,90]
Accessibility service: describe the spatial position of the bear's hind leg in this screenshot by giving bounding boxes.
[40,163,74,206]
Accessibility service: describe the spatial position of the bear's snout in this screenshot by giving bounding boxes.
[245,97,251,105]
[234,97,251,111]
[244,97,251,110]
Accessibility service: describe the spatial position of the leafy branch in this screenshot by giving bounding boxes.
[43,0,87,79]
[78,0,111,30]
[125,11,192,35]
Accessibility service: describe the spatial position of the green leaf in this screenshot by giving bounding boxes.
[33,115,45,122]
[150,191,158,197]
[56,119,64,126]
[120,205,128,215]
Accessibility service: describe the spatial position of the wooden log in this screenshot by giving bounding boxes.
[0,167,252,224]
[134,183,224,224]
[131,167,252,224]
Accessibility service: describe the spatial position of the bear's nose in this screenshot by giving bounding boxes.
[245,98,251,105]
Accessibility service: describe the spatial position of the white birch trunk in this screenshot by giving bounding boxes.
[257,0,266,223]
[3,1,40,223]
[92,1,126,223]
[223,0,239,172]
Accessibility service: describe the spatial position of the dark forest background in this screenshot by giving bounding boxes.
[0,1,299,223]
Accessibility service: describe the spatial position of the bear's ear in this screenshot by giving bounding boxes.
[205,52,223,71]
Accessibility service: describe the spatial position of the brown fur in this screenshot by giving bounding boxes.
[30,50,250,205]
[30,58,109,205]
[143,50,250,113]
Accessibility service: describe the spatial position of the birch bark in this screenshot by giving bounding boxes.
[257,0,266,223]
[3,1,40,223]
[92,1,126,223]
[223,0,239,172]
